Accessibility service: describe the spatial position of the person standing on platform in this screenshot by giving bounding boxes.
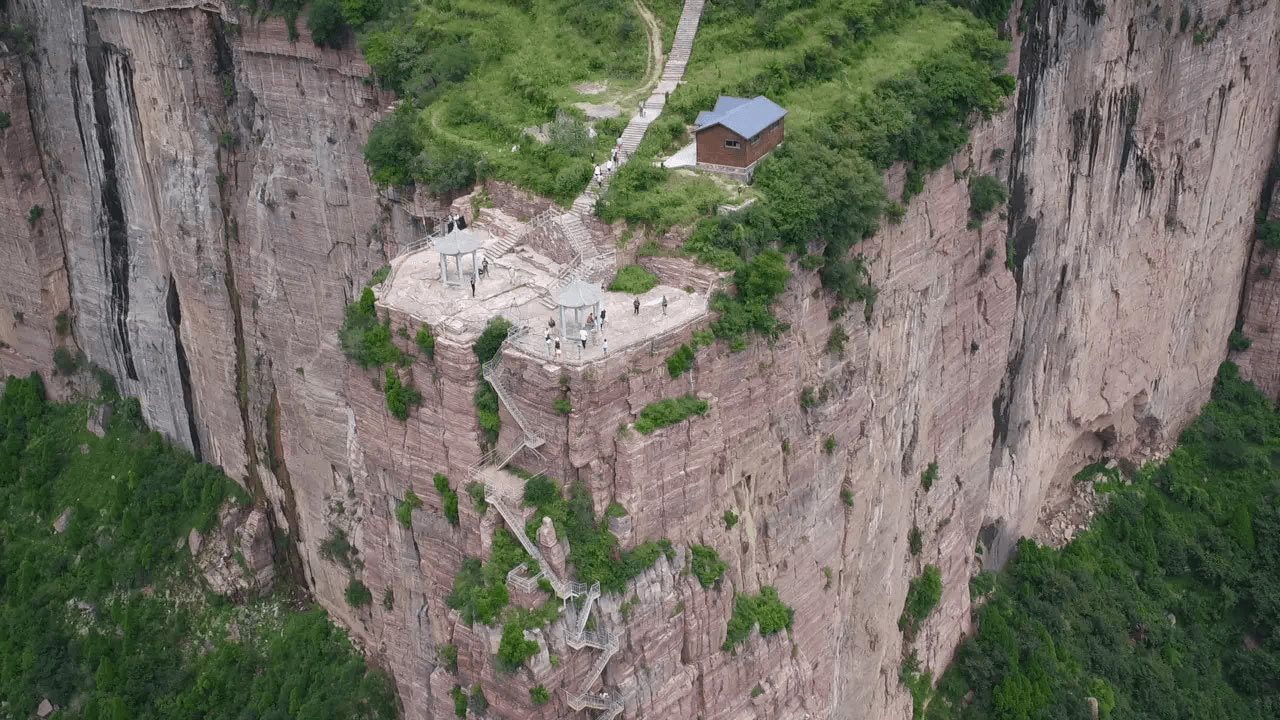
[633,297,640,315]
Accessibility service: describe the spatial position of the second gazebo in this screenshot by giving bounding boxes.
[435,229,486,287]
[555,278,604,345]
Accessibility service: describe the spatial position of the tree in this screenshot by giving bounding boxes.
[363,104,423,187]
[307,0,349,48]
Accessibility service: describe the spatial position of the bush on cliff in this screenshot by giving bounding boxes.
[395,488,423,528]
[925,362,1280,720]
[968,174,1009,219]
[383,368,422,420]
[633,394,709,434]
[899,564,942,634]
[722,586,794,652]
[339,287,402,368]
[691,544,728,589]
[434,472,460,526]
[497,618,540,671]
[307,0,350,48]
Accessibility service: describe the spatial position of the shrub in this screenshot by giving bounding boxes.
[439,644,459,673]
[611,264,659,294]
[384,369,422,420]
[1257,219,1280,249]
[469,686,488,715]
[667,343,695,377]
[55,311,70,336]
[605,502,627,518]
[823,567,833,590]
[886,202,906,224]
[827,326,848,355]
[899,565,942,632]
[634,394,709,434]
[724,509,739,530]
[800,386,816,409]
[691,544,728,589]
[0,111,10,129]
[497,619,540,671]
[320,527,358,570]
[364,104,421,187]
[450,686,468,717]
[395,488,423,528]
[823,436,837,455]
[1228,330,1252,352]
[908,526,923,556]
[530,685,550,705]
[52,347,82,376]
[339,287,402,368]
[968,570,995,601]
[382,589,394,610]
[722,586,794,652]
[969,175,1009,219]
[467,482,488,514]
[27,204,42,225]
[523,474,559,506]
[434,473,460,526]
[751,684,764,697]
[415,325,436,361]
[554,396,572,415]
[473,316,512,364]
[308,0,350,48]
[345,579,373,607]
[841,487,854,507]
[921,461,938,491]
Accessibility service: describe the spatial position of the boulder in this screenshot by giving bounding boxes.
[188,527,203,557]
[36,698,53,718]
[86,404,112,438]
[52,507,71,534]
[1087,696,1099,720]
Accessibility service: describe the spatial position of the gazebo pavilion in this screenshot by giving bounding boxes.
[556,278,605,344]
[435,229,486,287]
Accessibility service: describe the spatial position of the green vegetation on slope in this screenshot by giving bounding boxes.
[518,472,676,594]
[602,0,1014,336]
[0,373,397,719]
[344,0,670,203]
[922,362,1280,720]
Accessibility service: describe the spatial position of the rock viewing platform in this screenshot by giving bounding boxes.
[378,222,712,366]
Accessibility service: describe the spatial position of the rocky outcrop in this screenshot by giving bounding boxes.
[2,1,1278,720]
[193,501,276,596]
[1236,163,1280,397]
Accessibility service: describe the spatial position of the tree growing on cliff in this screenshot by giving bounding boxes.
[497,620,540,671]
[899,565,942,635]
[307,0,350,48]
[363,103,422,187]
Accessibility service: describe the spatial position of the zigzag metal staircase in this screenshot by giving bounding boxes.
[478,478,627,719]
[480,326,544,452]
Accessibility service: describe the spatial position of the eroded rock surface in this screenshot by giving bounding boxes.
[1,1,1278,720]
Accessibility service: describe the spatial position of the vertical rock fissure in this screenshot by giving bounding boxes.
[166,274,202,461]
[266,384,308,587]
[84,14,138,381]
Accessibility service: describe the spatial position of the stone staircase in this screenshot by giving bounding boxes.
[491,207,558,258]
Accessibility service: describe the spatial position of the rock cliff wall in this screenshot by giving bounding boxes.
[1,1,1278,720]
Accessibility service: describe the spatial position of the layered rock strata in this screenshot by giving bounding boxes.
[1,1,1278,720]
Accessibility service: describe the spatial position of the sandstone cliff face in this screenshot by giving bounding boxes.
[2,2,1279,720]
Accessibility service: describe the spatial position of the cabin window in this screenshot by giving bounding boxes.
[724,139,740,149]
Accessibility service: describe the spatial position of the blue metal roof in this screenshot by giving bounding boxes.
[694,96,787,139]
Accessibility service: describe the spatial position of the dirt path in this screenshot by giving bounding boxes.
[617,0,666,107]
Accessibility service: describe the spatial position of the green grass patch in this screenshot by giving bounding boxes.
[353,0,656,203]
[611,264,660,294]
[926,361,1280,720]
[634,394,709,434]
[722,585,794,652]
[434,472,460,526]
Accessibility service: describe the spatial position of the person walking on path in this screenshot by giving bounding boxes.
[545,328,552,357]
[661,295,668,315]
[633,297,640,315]
[594,165,601,183]
[579,327,588,350]
[554,340,561,361]
[471,278,476,297]
[599,308,607,330]
[602,337,608,355]
[638,101,644,117]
